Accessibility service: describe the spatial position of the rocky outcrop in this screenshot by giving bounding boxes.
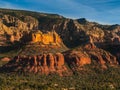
[0,13,39,45]
[0,9,120,48]
[84,36,96,49]
[0,14,38,31]
[64,50,91,71]
[0,22,12,45]
[83,44,118,69]
[0,53,68,76]
[1,57,11,62]
[83,37,118,68]
[18,31,67,55]
[0,45,119,75]
[0,8,120,76]
[30,30,62,46]
[99,44,120,64]
[66,52,91,66]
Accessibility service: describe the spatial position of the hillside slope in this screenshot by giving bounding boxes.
[0,8,120,75]
[0,8,120,47]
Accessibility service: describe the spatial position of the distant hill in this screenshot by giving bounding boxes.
[0,8,120,75]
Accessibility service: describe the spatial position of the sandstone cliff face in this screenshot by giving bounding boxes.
[30,31,62,46]
[0,37,119,75]
[86,48,118,68]
[0,14,38,31]
[19,31,67,55]
[1,53,68,76]
[99,44,120,64]
[63,39,118,71]
[1,43,118,75]
[0,9,120,76]
[83,42,118,69]
[0,22,12,45]
[0,9,120,48]
[0,13,39,45]
[64,50,91,71]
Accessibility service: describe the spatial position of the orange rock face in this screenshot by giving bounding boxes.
[47,53,55,71]
[55,53,65,67]
[1,57,11,62]
[0,42,119,76]
[65,51,91,68]
[1,53,68,76]
[84,36,96,49]
[84,43,118,68]
[0,48,119,75]
[31,31,62,46]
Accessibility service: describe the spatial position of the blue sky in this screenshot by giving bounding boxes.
[0,0,120,24]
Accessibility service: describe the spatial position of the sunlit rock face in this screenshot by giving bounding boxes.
[0,53,68,76]
[0,9,120,76]
[30,31,62,46]
[0,9,120,48]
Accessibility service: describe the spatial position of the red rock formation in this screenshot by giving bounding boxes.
[0,48,119,75]
[84,36,96,49]
[55,53,65,67]
[1,53,68,76]
[65,51,91,68]
[47,53,55,71]
[84,43,118,68]
[54,53,68,76]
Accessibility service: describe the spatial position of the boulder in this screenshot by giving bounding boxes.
[1,57,11,62]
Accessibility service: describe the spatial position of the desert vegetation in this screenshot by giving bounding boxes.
[0,60,120,90]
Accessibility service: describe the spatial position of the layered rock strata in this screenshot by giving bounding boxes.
[1,53,68,76]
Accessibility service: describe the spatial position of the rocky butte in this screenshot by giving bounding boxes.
[30,30,62,46]
[1,53,68,76]
[0,30,119,75]
[18,30,68,55]
[0,8,120,76]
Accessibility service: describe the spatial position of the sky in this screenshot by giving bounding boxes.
[0,0,120,24]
